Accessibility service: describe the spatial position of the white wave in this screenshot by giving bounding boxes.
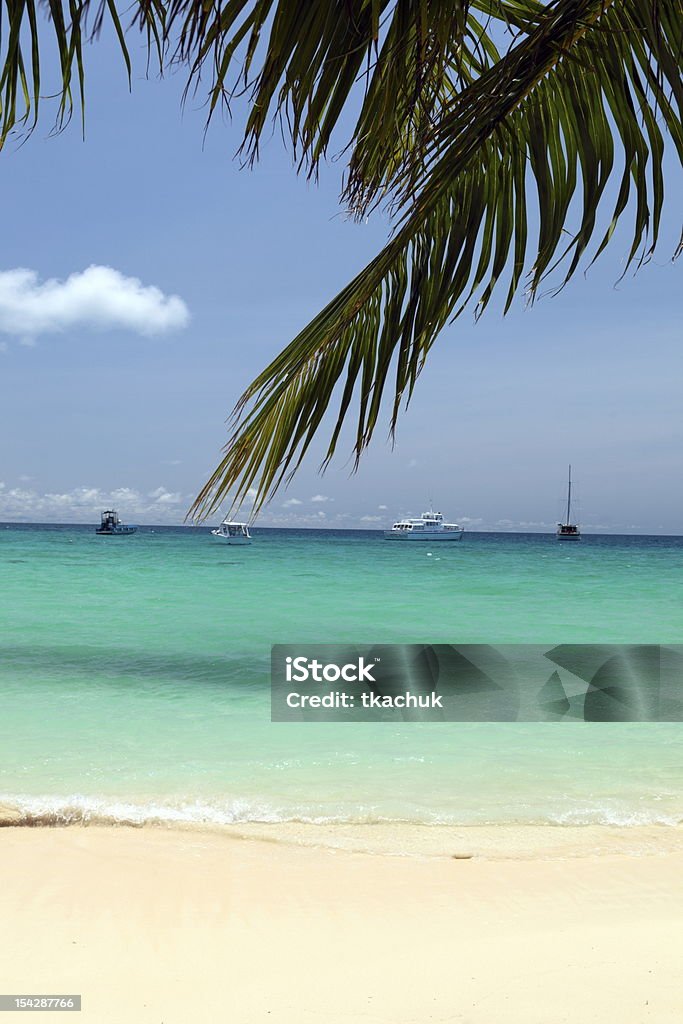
[0,793,286,827]
[1,792,682,830]
[546,805,682,827]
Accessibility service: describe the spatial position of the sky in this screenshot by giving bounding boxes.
[0,25,682,533]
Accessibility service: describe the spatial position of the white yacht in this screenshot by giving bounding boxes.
[557,465,581,540]
[384,509,464,541]
[95,510,137,535]
[211,518,252,545]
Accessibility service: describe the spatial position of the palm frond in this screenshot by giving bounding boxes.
[1,0,680,522]
[1,0,504,171]
[169,0,499,174]
[190,0,683,520]
[0,0,167,148]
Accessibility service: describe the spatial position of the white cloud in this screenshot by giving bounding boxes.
[0,265,189,340]
[311,494,332,503]
[148,486,183,505]
[282,498,302,507]
[378,504,388,510]
[0,484,186,524]
[360,515,382,523]
[110,487,140,504]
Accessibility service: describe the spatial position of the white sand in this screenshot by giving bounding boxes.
[1,825,682,1022]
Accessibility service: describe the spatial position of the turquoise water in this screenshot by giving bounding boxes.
[1,523,683,827]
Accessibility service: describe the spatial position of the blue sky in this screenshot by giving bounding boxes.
[0,27,681,532]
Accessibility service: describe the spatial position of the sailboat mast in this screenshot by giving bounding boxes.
[566,465,572,526]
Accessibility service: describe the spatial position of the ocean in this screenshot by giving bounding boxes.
[1,523,683,829]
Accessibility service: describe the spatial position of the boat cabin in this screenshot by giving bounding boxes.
[215,522,250,539]
[210,519,252,543]
[557,524,580,536]
[99,510,120,531]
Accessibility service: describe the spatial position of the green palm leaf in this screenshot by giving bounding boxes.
[1,1,680,520]
[190,0,683,519]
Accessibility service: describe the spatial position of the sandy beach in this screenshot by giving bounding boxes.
[1,825,682,1023]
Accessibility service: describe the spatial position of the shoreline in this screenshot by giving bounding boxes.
[3,803,683,858]
[2,825,683,1022]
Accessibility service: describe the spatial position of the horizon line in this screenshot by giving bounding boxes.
[1,521,682,538]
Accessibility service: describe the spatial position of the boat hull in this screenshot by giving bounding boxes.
[211,531,252,545]
[557,534,581,541]
[96,527,137,535]
[383,530,464,541]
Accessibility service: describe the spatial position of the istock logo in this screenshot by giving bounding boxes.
[285,656,377,684]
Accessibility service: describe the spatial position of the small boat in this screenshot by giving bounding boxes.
[211,518,252,544]
[96,510,137,535]
[557,465,581,540]
[384,508,464,541]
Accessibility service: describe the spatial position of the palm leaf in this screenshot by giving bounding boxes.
[0,0,167,149]
[1,0,680,522]
[190,0,683,519]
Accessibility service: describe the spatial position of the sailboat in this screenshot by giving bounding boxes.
[557,465,581,540]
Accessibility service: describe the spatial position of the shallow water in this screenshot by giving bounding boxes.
[1,523,682,827]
